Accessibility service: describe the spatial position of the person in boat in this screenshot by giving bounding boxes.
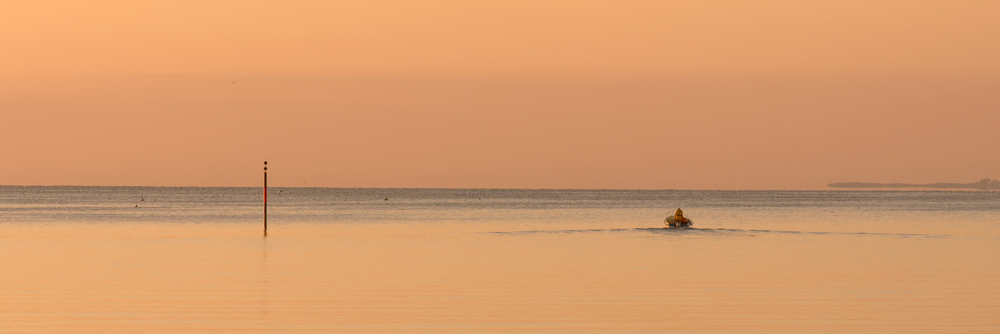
[665,208,691,228]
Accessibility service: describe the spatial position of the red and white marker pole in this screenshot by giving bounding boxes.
[263,161,268,236]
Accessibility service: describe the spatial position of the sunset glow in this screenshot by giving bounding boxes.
[3,1,997,189]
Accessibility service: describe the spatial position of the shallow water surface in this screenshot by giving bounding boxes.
[1,187,997,333]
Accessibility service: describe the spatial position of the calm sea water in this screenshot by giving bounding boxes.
[1,186,997,333]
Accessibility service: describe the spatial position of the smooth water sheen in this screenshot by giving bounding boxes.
[1,186,997,333]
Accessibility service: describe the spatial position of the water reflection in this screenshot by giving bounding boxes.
[0,188,996,332]
[261,236,270,318]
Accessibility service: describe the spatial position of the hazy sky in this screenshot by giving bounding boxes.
[2,1,998,189]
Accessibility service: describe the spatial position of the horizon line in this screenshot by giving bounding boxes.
[0,184,991,192]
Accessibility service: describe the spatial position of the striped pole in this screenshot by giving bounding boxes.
[264,161,268,236]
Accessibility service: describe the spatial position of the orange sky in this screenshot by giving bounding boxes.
[2,1,998,189]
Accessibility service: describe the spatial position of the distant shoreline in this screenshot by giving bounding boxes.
[829,179,999,191]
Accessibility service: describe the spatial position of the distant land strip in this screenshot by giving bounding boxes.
[829,179,999,190]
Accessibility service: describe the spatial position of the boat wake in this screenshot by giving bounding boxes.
[490,227,948,238]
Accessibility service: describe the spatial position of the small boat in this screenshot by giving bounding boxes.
[664,216,693,228]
